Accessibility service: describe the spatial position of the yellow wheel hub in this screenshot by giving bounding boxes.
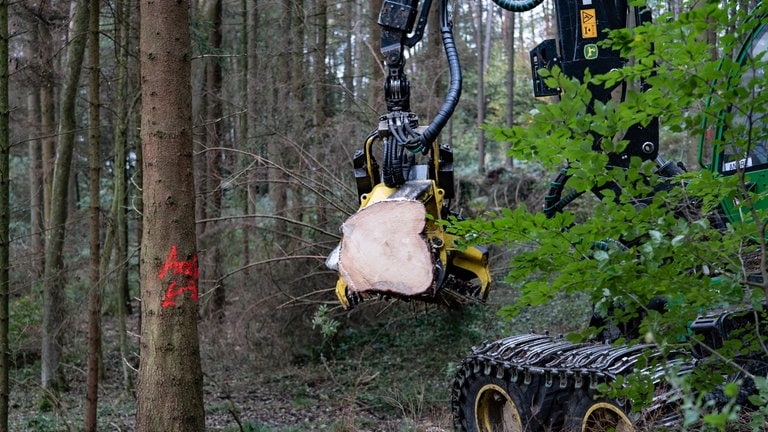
[581,402,635,432]
[474,384,523,432]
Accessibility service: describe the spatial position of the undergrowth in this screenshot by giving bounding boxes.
[6,272,592,430]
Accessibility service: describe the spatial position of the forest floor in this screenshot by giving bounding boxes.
[7,280,591,432]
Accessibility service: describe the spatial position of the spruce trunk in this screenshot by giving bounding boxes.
[136,1,205,430]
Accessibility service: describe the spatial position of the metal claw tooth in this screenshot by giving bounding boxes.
[589,374,598,389]
[509,368,519,383]
[559,371,568,389]
[544,372,553,388]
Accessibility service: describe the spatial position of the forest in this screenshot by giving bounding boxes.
[1,0,554,429]
[1,0,768,430]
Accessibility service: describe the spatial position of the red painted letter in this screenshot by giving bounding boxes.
[158,245,199,308]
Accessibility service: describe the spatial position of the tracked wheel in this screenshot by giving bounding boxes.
[453,359,562,431]
[474,383,523,432]
[563,388,635,432]
[579,401,635,432]
[455,370,534,432]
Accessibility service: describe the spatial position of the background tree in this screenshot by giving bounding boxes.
[41,0,89,394]
[0,0,9,429]
[4,0,728,428]
[197,0,225,321]
[135,0,205,430]
[25,27,43,282]
[471,0,489,174]
[36,4,58,234]
[111,0,136,391]
[504,9,515,169]
[84,0,101,427]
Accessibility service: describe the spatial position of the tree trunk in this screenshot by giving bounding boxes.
[314,0,328,126]
[269,0,291,251]
[473,0,487,174]
[203,0,225,321]
[0,0,10,428]
[26,31,44,280]
[131,0,143,306]
[368,0,384,111]
[425,0,443,121]
[84,0,101,428]
[41,0,90,393]
[313,0,330,229]
[504,9,515,169]
[342,0,354,108]
[244,0,259,276]
[38,16,56,234]
[136,0,205,430]
[113,0,133,391]
[290,0,307,237]
[483,2,493,76]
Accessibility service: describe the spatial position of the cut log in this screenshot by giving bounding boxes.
[338,199,435,297]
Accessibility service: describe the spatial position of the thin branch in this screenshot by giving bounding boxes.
[197,213,339,240]
[215,255,326,286]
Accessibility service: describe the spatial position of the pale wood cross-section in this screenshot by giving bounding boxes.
[338,199,435,297]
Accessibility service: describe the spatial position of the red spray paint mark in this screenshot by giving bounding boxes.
[158,245,199,308]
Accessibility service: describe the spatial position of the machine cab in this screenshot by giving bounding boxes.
[707,20,768,222]
[717,21,768,173]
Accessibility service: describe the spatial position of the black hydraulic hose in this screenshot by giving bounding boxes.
[490,0,544,12]
[416,0,462,149]
[383,136,405,187]
[543,168,568,217]
[543,167,584,218]
[406,0,544,151]
[547,190,584,217]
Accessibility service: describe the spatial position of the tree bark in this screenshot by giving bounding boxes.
[84,0,101,427]
[41,0,90,393]
[0,0,10,428]
[136,0,205,430]
[26,30,44,281]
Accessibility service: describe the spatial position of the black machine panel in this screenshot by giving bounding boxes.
[530,0,659,166]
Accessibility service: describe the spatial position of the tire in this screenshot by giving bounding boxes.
[453,361,564,432]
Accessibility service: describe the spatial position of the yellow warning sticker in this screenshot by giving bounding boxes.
[581,8,597,39]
